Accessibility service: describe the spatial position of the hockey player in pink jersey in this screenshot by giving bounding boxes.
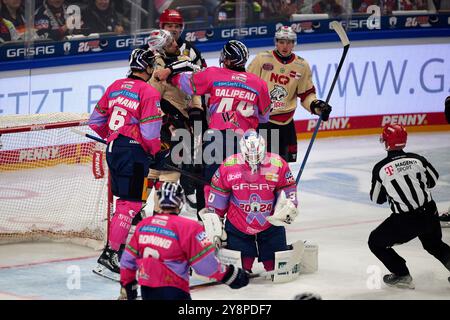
[154,40,272,212]
[89,48,163,280]
[119,182,249,300]
[204,130,300,273]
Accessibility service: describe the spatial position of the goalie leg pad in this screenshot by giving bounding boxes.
[270,240,305,283]
[217,248,243,268]
[299,241,319,274]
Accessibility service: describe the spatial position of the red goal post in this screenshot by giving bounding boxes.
[0,113,112,249]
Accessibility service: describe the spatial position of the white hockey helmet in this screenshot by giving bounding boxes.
[275,26,297,46]
[147,29,174,54]
[239,130,266,172]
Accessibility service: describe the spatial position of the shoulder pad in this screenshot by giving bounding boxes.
[223,156,239,167]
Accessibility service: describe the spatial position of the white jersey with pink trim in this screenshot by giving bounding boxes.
[172,66,271,132]
[207,152,298,235]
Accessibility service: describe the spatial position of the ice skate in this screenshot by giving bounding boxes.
[439,212,450,228]
[93,247,120,282]
[383,273,415,289]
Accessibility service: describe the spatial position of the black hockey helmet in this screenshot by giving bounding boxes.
[129,48,156,72]
[219,40,249,70]
[157,182,185,212]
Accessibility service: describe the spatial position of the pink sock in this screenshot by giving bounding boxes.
[242,256,255,272]
[262,260,274,271]
[108,200,142,251]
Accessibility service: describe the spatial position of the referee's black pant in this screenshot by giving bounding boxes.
[368,201,450,276]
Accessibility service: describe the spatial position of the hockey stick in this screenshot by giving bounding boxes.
[71,128,210,185]
[190,241,304,289]
[295,21,350,184]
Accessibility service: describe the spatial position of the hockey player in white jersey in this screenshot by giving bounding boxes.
[248,26,332,163]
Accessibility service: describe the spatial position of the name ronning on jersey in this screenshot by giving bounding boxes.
[139,234,172,248]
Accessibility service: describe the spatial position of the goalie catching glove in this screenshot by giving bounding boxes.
[266,191,299,226]
[199,208,227,248]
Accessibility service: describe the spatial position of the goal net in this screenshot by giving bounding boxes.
[0,113,110,248]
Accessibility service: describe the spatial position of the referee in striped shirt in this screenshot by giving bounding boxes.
[368,124,450,289]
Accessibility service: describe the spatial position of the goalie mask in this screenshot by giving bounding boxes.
[147,29,175,55]
[239,130,266,173]
[380,124,407,151]
[157,182,185,212]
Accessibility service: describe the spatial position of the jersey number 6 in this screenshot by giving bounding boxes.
[108,106,128,131]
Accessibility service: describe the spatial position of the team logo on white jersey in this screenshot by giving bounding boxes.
[262,63,274,71]
[270,85,288,107]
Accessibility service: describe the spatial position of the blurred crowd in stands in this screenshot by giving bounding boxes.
[1,0,449,43]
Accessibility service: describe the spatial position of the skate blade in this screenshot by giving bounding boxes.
[385,282,415,290]
[92,264,120,282]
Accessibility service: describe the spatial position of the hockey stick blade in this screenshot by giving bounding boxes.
[190,242,304,289]
[295,22,350,184]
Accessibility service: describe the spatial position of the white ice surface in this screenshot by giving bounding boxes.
[0,131,449,300]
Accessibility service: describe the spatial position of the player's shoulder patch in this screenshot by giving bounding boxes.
[258,50,273,58]
[269,155,283,168]
[223,154,241,167]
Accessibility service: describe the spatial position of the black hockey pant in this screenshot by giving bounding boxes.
[368,201,450,276]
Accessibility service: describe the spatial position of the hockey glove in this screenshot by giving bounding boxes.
[221,265,249,289]
[166,60,200,83]
[119,280,138,300]
[310,99,332,121]
[267,191,299,226]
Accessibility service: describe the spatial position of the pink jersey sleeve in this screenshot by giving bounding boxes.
[207,165,232,218]
[171,69,211,96]
[139,94,162,156]
[119,231,139,286]
[179,221,228,281]
[88,86,112,139]
[276,159,298,206]
[257,80,271,124]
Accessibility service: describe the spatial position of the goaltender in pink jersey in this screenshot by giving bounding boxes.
[205,131,300,272]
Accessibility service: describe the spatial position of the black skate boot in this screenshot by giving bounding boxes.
[440,213,450,228]
[93,246,120,282]
[383,273,415,289]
